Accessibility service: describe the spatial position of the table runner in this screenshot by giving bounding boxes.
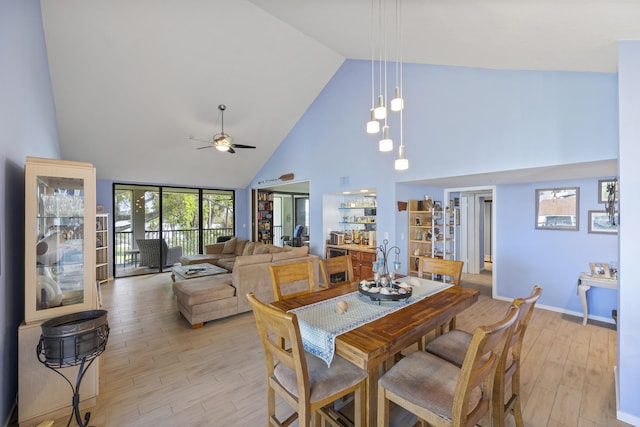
[289,277,453,366]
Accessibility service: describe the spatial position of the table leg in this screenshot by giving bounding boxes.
[366,365,382,427]
[578,284,591,326]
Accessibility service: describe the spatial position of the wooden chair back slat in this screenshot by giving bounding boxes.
[320,255,354,288]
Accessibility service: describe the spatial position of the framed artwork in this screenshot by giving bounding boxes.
[598,179,618,203]
[535,187,579,231]
[588,210,619,234]
[589,262,610,278]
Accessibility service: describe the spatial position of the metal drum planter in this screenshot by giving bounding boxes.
[37,310,109,427]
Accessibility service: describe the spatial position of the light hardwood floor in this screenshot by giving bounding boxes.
[33,273,630,427]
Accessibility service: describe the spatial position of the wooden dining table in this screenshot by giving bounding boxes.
[271,282,480,426]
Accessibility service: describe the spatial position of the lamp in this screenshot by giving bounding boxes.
[367,109,380,134]
[379,125,393,152]
[366,0,408,169]
[390,0,404,112]
[395,145,408,170]
[366,5,381,135]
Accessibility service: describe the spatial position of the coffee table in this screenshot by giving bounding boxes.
[171,263,228,282]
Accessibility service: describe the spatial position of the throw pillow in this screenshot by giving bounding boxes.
[242,242,256,256]
[222,238,237,254]
[234,238,248,256]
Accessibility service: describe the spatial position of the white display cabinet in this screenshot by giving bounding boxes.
[24,157,97,324]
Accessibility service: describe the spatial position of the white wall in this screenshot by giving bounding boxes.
[617,40,640,424]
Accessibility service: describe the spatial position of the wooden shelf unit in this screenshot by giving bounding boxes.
[407,199,458,277]
[257,190,273,244]
[96,213,109,285]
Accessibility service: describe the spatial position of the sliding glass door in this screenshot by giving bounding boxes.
[114,184,234,278]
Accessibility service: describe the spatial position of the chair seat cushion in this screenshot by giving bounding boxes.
[424,329,472,367]
[274,353,366,404]
[378,351,481,421]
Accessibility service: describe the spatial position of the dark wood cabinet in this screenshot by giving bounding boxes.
[351,249,376,282]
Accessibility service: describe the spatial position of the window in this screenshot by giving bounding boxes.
[113,184,234,277]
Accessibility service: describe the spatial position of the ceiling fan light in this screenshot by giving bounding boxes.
[215,144,230,152]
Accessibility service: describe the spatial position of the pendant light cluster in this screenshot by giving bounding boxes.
[366,0,408,171]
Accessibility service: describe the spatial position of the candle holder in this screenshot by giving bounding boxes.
[376,239,401,285]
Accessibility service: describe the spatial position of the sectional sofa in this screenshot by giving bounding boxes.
[173,237,321,328]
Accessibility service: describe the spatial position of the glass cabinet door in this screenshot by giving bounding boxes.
[25,157,96,324]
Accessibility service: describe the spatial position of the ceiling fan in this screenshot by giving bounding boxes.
[191,104,256,154]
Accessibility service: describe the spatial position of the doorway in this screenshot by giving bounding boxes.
[446,187,495,297]
[252,181,310,246]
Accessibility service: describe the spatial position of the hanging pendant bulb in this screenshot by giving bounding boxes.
[390,86,404,111]
[395,144,409,170]
[379,125,393,152]
[366,109,381,134]
[374,94,387,120]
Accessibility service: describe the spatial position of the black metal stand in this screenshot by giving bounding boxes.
[37,316,108,427]
[44,355,97,427]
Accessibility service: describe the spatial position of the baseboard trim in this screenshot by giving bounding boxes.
[615,366,640,426]
[491,295,616,325]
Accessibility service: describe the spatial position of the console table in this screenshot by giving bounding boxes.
[577,272,618,326]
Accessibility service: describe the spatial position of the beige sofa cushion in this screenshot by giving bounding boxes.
[253,243,270,255]
[216,258,236,272]
[234,253,273,267]
[172,274,235,306]
[222,238,237,254]
[272,246,309,262]
[242,242,256,256]
[234,238,248,256]
[268,245,284,253]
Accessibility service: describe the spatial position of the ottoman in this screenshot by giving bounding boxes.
[172,274,236,328]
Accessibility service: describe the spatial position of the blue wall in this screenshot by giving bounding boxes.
[497,179,617,318]
[0,0,61,423]
[252,59,618,304]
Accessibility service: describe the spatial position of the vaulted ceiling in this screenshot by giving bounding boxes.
[40,0,640,188]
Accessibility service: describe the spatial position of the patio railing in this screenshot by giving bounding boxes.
[114,228,233,266]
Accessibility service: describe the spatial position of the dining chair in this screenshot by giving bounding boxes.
[417,257,465,343]
[424,285,542,427]
[246,292,367,427]
[377,303,519,427]
[418,257,464,286]
[269,260,316,302]
[320,255,354,288]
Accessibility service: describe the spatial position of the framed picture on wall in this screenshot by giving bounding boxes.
[535,187,579,230]
[588,210,619,234]
[598,179,618,203]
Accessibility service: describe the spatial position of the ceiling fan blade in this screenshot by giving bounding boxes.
[196,145,213,150]
[231,144,256,149]
[227,147,236,154]
[189,136,212,144]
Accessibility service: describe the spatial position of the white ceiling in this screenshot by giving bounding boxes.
[40,0,637,189]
